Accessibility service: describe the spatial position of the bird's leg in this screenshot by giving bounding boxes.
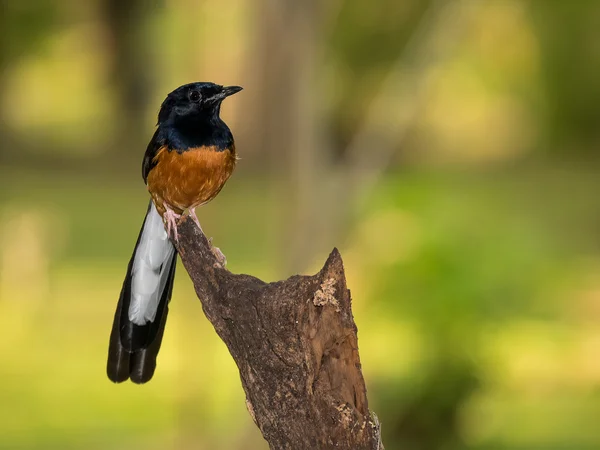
[187,207,203,234]
[163,205,182,243]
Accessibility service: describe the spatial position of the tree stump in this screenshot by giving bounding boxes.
[176,219,383,450]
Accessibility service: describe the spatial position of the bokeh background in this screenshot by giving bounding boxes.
[1,0,599,449]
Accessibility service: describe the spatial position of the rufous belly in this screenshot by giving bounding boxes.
[146,145,237,216]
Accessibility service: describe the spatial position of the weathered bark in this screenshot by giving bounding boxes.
[175,219,383,450]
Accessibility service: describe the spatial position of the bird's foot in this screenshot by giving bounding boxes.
[164,206,182,242]
[211,246,227,267]
[208,237,227,267]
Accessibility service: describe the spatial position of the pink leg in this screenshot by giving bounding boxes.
[163,205,182,242]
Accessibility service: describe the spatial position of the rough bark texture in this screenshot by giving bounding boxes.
[175,219,383,450]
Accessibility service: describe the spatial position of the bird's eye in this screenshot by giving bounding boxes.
[189,90,201,102]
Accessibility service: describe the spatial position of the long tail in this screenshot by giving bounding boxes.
[107,201,177,384]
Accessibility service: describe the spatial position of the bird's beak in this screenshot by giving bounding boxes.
[221,85,243,98]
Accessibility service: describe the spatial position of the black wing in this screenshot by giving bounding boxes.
[142,128,165,183]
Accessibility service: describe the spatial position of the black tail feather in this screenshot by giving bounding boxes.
[128,304,170,384]
[107,253,176,384]
[107,290,131,383]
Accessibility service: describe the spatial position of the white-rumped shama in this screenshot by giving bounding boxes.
[107,82,242,384]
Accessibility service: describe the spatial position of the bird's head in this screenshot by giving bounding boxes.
[157,82,243,125]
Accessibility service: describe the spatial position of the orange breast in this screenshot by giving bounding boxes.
[146,145,237,215]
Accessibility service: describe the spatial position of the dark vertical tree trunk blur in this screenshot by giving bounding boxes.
[249,0,327,273]
[102,0,157,155]
[528,1,600,155]
[0,0,58,165]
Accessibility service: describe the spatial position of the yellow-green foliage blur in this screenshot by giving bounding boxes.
[1,1,599,449]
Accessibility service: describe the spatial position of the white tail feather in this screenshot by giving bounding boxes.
[129,203,176,325]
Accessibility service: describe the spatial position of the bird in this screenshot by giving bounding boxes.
[107,82,242,384]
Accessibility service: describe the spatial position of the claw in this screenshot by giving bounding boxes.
[211,245,227,267]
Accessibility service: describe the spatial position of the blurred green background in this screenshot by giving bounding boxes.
[1,0,600,449]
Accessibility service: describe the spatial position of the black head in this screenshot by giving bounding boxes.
[157,82,243,126]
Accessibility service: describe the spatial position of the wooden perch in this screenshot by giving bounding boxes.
[175,219,383,450]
